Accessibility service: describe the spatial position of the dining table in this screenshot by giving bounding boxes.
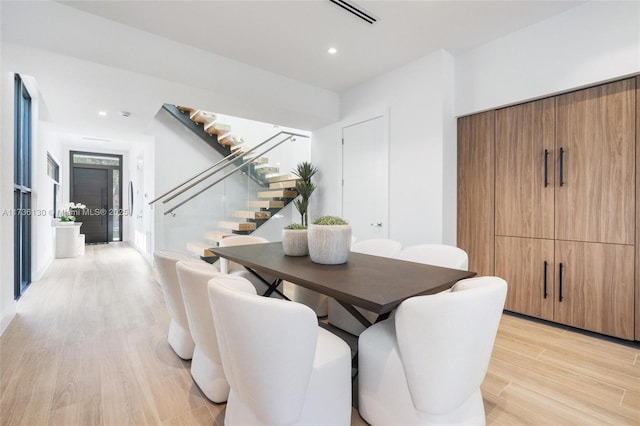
[211,242,476,328]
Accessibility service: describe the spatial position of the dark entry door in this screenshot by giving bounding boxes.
[73,167,109,243]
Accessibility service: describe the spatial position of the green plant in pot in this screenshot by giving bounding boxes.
[308,215,352,265]
[282,162,318,256]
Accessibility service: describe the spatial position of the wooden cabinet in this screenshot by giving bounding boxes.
[495,236,554,321]
[554,241,634,339]
[555,79,635,245]
[457,111,494,277]
[459,77,637,340]
[495,98,555,239]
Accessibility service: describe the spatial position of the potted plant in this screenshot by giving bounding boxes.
[282,223,309,256]
[307,215,352,265]
[282,162,318,256]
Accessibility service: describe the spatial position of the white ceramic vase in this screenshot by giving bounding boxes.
[307,224,352,265]
[282,229,309,256]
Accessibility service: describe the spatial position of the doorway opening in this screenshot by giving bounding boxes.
[70,151,123,244]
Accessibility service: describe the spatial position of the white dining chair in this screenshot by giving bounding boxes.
[218,235,283,297]
[394,244,469,270]
[176,260,229,403]
[153,250,195,359]
[358,276,507,425]
[208,274,352,426]
[327,239,402,335]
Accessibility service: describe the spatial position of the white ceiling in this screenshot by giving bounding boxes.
[3,0,588,146]
[60,0,586,92]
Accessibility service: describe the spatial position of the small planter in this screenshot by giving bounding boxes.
[282,228,309,256]
[308,223,352,265]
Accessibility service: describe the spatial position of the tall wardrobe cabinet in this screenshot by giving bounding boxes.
[458,78,637,340]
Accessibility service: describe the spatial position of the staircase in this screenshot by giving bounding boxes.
[159,104,305,260]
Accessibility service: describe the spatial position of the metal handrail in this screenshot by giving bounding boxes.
[164,132,307,216]
[149,131,306,206]
[148,150,239,205]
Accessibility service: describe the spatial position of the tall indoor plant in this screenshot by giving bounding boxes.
[282,161,318,256]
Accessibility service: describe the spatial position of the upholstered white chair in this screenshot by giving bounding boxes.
[218,235,284,298]
[394,244,469,270]
[327,239,403,335]
[291,284,328,317]
[351,238,402,258]
[176,260,229,403]
[358,276,507,425]
[208,274,352,426]
[153,250,195,359]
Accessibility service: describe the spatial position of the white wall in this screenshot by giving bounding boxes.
[32,122,64,281]
[316,50,456,246]
[455,1,640,115]
[1,0,339,132]
[0,0,9,335]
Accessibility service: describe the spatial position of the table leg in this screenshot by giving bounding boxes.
[244,267,290,300]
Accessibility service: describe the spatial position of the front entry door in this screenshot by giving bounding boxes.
[73,167,109,243]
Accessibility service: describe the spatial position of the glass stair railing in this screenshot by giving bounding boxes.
[150,130,309,260]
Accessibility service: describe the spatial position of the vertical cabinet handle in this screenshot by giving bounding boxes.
[559,147,565,187]
[543,260,548,298]
[558,263,564,302]
[544,149,549,187]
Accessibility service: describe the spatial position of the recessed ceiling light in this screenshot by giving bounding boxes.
[328,47,337,55]
[98,111,107,117]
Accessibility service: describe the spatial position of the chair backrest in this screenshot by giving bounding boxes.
[351,238,402,258]
[218,235,269,273]
[394,276,507,414]
[154,250,192,322]
[395,244,469,270]
[208,274,318,425]
[176,260,223,361]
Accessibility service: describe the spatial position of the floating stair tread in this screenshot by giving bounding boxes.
[204,122,231,136]
[186,242,215,257]
[233,210,271,220]
[176,105,195,114]
[218,221,257,231]
[244,155,268,164]
[218,134,243,146]
[266,173,299,183]
[257,189,297,199]
[190,110,217,125]
[254,165,280,174]
[204,231,233,243]
[247,200,285,209]
[269,180,299,189]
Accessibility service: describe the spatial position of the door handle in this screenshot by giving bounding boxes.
[543,260,548,299]
[558,262,564,302]
[370,222,382,227]
[544,149,549,187]
[559,147,565,187]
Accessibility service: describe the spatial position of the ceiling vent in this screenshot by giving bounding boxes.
[329,0,378,24]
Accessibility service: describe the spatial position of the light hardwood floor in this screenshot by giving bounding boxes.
[1,243,638,425]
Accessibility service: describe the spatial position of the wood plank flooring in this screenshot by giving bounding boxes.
[1,243,638,425]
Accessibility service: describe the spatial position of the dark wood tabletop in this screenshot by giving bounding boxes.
[212,242,476,315]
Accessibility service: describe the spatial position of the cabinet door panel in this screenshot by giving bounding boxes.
[495,98,555,239]
[636,76,640,341]
[457,111,494,276]
[496,236,554,320]
[556,79,635,244]
[555,241,634,340]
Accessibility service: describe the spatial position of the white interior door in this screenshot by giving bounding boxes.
[342,116,389,241]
